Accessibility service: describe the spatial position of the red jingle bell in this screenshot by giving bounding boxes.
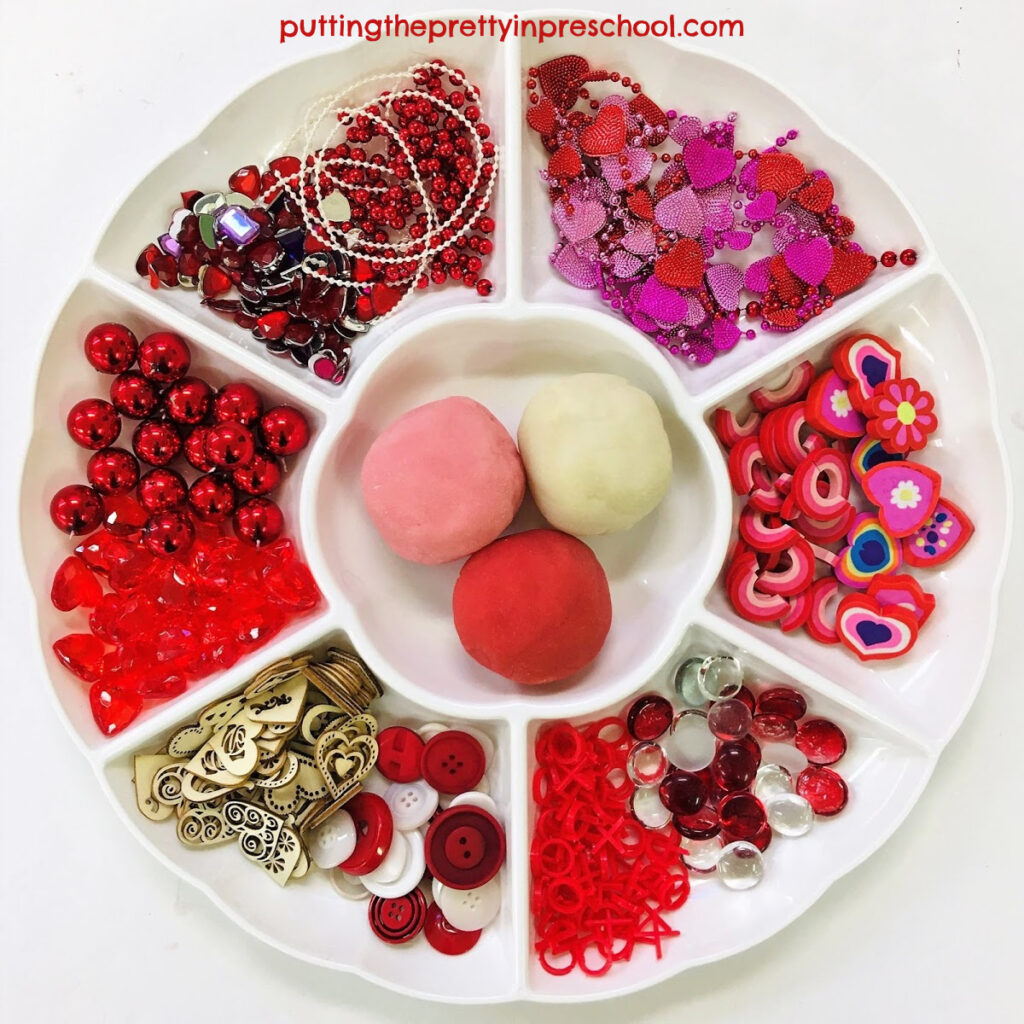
[142,509,195,557]
[205,422,256,469]
[86,448,139,495]
[233,497,284,546]
[138,332,191,384]
[163,376,213,425]
[67,398,121,450]
[188,474,237,523]
[137,468,188,512]
[110,370,160,419]
[133,419,182,466]
[211,382,262,426]
[84,322,138,374]
[259,405,310,456]
[50,485,105,535]
[232,452,282,496]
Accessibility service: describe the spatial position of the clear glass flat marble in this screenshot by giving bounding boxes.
[766,792,814,837]
[662,709,716,771]
[718,841,765,890]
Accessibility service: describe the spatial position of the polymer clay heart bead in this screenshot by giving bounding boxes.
[902,498,975,568]
[861,461,941,538]
[866,574,936,625]
[836,594,919,661]
[832,333,902,411]
[835,514,902,588]
[805,369,866,439]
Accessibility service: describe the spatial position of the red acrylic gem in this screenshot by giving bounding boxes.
[672,804,721,840]
[795,719,847,766]
[797,765,849,815]
[50,557,103,612]
[75,531,133,575]
[103,494,148,537]
[89,683,143,736]
[228,165,261,200]
[201,266,233,298]
[53,633,107,682]
[264,561,320,610]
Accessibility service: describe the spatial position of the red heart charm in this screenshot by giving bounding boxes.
[548,145,582,180]
[824,247,876,296]
[757,153,807,196]
[768,254,804,304]
[370,283,403,316]
[526,97,557,136]
[580,105,626,157]
[794,175,835,213]
[654,238,704,288]
[537,55,590,110]
[764,306,800,329]
[627,189,654,221]
[629,94,669,143]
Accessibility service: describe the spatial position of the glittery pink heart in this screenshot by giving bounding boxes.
[654,187,704,236]
[784,236,834,286]
[682,137,736,189]
[611,251,644,278]
[621,224,656,255]
[772,212,798,252]
[723,230,752,250]
[630,311,660,334]
[713,319,742,351]
[739,159,759,191]
[745,191,778,221]
[744,256,772,294]
[701,182,735,231]
[670,115,703,145]
[637,277,690,326]
[553,239,600,289]
[705,263,743,310]
[683,299,708,327]
[601,147,654,191]
[552,199,605,243]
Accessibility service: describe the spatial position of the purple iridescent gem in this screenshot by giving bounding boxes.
[216,205,260,245]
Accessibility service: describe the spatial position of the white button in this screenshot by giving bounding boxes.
[437,876,501,931]
[417,722,448,742]
[362,829,426,899]
[306,809,356,870]
[330,869,369,900]
[431,875,444,904]
[359,828,410,886]
[385,779,438,831]
[447,791,499,817]
[440,774,490,810]
[360,769,391,798]
[459,725,495,766]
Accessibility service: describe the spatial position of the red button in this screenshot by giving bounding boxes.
[424,901,481,955]
[376,726,425,783]
[337,793,394,876]
[425,806,505,890]
[369,890,427,944]
[421,730,486,794]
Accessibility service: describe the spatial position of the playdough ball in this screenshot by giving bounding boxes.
[452,529,612,685]
[518,373,672,536]
[361,396,525,564]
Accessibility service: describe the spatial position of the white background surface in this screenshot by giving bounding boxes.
[2,0,1022,1020]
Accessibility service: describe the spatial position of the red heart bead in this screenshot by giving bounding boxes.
[370,283,404,316]
[525,97,557,135]
[51,556,103,612]
[53,633,107,683]
[548,145,582,180]
[89,682,143,736]
[627,189,654,221]
[654,238,705,289]
[757,152,807,196]
[768,254,805,304]
[537,55,590,109]
[265,561,321,611]
[824,247,876,296]
[794,175,835,214]
[201,266,233,298]
[579,104,626,157]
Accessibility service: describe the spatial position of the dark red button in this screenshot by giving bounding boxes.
[337,793,394,876]
[421,730,486,795]
[425,806,505,890]
[424,901,481,955]
[369,890,427,944]
[377,726,425,783]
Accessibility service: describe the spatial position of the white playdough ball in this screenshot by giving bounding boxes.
[517,373,672,536]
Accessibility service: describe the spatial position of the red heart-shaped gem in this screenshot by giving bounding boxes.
[537,55,590,110]
[51,556,103,612]
[654,238,705,288]
[228,164,261,200]
[201,266,232,298]
[580,105,626,157]
[824,247,876,296]
[526,97,557,136]
[89,682,143,736]
[255,310,290,340]
[370,283,404,316]
[794,175,835,213]
[627,189,654,221]
[757,153,807,196]
[548,145,582,179]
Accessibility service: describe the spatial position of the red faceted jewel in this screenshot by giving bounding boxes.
[264,560,321,610]
[89,683,143,736]
[51,556,103,611]
[53,633,106,682]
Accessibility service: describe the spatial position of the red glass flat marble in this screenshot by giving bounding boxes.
[794,719,847,766]
[796,765,849,816]
[627,693,674,741]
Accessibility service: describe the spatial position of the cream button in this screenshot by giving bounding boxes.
[330,869,369,900]
[307,809,356,870]
[436,876,501,931]
[447,790,499,817]
[385,779,439,831]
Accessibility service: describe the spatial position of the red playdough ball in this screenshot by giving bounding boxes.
[361,396,525,565]
[452,529,612,685]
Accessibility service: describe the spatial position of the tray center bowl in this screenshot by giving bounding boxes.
[307,306,728,715]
